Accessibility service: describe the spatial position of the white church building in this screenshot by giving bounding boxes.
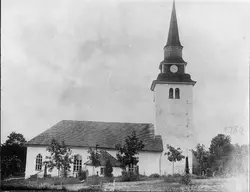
[25,1,197,179]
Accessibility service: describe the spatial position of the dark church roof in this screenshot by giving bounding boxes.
[27,120,163,152]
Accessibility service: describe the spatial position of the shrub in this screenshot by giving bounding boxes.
[52,177,80,185]
[180,174,191,185]
[121,170,138,182]
[149,173,160,178]
[29,174,38,180]
[206,168,213,177]
[172,173,182,178]
[104,160,113,177]
[86,175,100,185]
[195,175,208,179]
[100,176,114,183]
[78,170,87,180]
[163,175,181,183]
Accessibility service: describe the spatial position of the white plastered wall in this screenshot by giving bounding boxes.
[25,146,162,178]
[154,83,197,175]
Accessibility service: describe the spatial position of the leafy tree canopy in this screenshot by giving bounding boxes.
[209,134,232,157]
[193,143,210,174]
[1,132,27,178]
[115,131,145,169]
[165,144,185,162]
[4,132,26,146]
[45,138,73,177]
[165,144,185,174]
[104,159,113,177]
[87,147,101,167]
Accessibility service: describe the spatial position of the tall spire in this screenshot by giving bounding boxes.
[166,0,182,47]
[150,0,196,92]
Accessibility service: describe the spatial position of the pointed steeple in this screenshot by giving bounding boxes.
[166,0,182,47]
[150,0,196,91]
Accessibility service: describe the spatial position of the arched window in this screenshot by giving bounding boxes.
[175,88,180,99]
[169,88,173,99]
[35,154,42,171]
[73,155,82,172]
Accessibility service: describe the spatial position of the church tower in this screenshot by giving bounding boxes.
[151,1,196,175]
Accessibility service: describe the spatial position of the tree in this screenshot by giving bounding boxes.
[185,156,189,174]
[209,134,231,157]
[115,131,145,170]
[45,138,73,177]
[5,132,27,146]
[193,143,210,175]
[209,134,234,174]
[104,159,113,177]
[87,147,101,175]
[1,132,27,179]
[1,155,21,179]
[165,144,185,174]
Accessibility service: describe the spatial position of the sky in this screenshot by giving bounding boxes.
[2,0,249,147]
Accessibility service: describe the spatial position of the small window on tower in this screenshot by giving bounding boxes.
[169,88,173,99]
[175,88,180,99]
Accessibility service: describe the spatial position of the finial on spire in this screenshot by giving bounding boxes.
[166,0,182,47]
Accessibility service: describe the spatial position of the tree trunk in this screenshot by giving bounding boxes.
[172,162,175,175]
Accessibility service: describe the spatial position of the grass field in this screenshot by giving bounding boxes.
[1,175,248,192]
[101,177,248,192]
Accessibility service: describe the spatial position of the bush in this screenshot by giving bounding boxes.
[52,177,81,185]
[180,174,191,185]
[29,174,38,180]
[172,173,182,178]
[149,173,160,178]
[46,174,52,178]
[163,175,181,183]
[121,171,139,182]
[86,175,100,185]
[78,170,87,180]
[195,175,209,179]
[100,176,114,183]
[104,160,113,177]
[206,168,213,177]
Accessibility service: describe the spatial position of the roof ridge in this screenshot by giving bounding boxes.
[60,119,154,125]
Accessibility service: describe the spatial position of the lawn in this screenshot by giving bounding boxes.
[1,175,248,192]
[101,177,248,192]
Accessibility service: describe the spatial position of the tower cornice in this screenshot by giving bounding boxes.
[151,80,196,91]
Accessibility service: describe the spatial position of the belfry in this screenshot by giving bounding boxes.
[151,0,197,174]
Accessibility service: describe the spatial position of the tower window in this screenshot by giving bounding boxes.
[175,88,180,99]
[169,88,173,99]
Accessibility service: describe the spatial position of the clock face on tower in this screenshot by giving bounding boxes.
[170,65,178,73]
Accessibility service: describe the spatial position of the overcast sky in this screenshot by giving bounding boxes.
[2,0,249,147]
